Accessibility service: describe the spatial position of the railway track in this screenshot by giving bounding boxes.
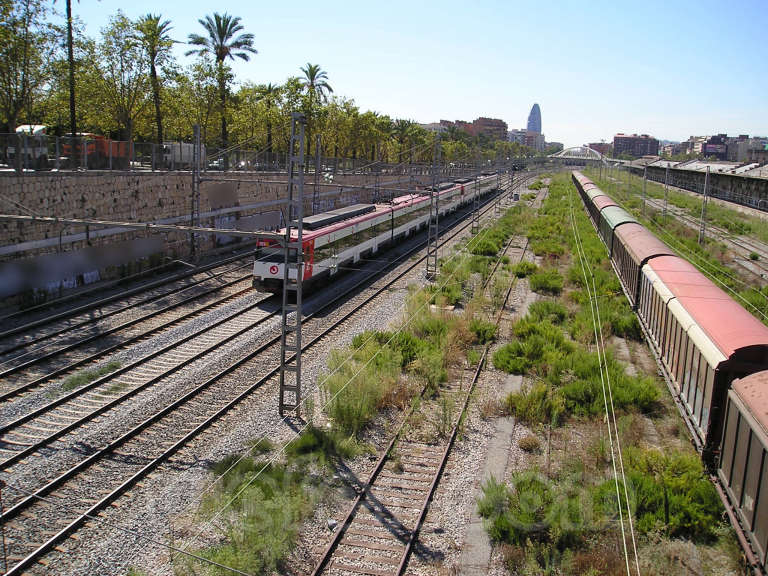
[0,248,258,336]
[311,223,532,576]
[0,272,258,402]
[0,174,539,574]
[0,260,252,362]
[642,196,768,282]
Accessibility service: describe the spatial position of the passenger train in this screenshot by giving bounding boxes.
[253,175,499,292]
[572,170,768,572]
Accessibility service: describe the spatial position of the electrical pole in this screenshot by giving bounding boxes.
[312,134,321,215]
[472,174,480,235]
[191,124,201,259]
[698,166,710,245]
[663,165,670,223]
[642,166,647,218]
[426,135,441,279]
[279,112,306,417]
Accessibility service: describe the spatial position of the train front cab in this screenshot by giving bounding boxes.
[719,372,768,568]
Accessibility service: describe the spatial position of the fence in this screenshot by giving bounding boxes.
[0,133,446,175]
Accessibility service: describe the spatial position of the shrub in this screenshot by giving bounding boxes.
[529,269,563,295]
[518,434,541,453]
[470,317,497,343]
[595,448,722,541]
[506,382,565,426]
[478,471,585,548]
[471,237,501,256]
[195,457,314,575]
[512,260,538,277]
[527,300,568,324]
[323,342,402,435]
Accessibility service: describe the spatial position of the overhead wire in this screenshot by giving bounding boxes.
[590,169,768,321]
[171,173,536,559]
[568,187,638,576]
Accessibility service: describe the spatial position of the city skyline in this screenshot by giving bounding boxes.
[40,0,768,147]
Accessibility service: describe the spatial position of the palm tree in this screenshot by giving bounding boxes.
[300,63,332,156]
[186,13,257,166]
[135,14,174,147]
[255,82,280,166]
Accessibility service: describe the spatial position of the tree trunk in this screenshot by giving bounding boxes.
[266,121,272,167]
[66,0,76,138]
[218,64,227,169]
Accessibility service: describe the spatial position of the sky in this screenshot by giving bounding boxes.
[69,0,768,148]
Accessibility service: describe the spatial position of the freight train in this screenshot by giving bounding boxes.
[572,170,768,572]
[252,175,499,292]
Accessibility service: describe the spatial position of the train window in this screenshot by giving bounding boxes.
[743,437,765,529]
[721,401,739,483]
[732,417,751,503]
[754,455,768,563]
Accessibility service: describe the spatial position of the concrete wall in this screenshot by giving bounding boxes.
[0,169,433,301]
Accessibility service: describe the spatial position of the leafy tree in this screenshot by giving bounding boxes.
[256,82,280,164]
[186,12,257,165]
[0,0,51,131]
[134,14,174,145]
[93,12,148,141]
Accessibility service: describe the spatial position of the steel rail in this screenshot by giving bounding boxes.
[311,185,536,576]
[0,173,533,575]
[0,279,256,402]
[0,250,255,336]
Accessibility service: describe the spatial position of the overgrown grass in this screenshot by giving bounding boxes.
[61,360,122,391]
[529,268,564,294]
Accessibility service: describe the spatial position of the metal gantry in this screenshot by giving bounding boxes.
[425,135,441,279]
[279,112,306,417]
[190,124,202,259]
[312,134,321,215]
[471,174,480,235]
[698,166,711,245]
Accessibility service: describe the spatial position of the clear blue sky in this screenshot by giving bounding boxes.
[72,0,767,147]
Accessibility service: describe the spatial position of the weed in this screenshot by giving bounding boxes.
[529,269,563,295]
[466,348,481,366]
[518,434,541,453]
[61,360,122,391]
[512,260,538,277]
[750,251,760,261]
[469,317,497,344]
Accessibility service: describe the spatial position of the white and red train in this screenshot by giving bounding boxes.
[573,170,768,571]
[253,175,499,292]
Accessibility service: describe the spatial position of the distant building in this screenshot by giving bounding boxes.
[525,131,545,151]
[702,134,729,160]
[748,144,768,164]
[727,136,767,162]
[613,133,659,158]
[588,142,611,156]
[527,104,542,134]
[681,136,707,156]
[508,129,527,145]
[419,122,448,134]
[472,117,508,141]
